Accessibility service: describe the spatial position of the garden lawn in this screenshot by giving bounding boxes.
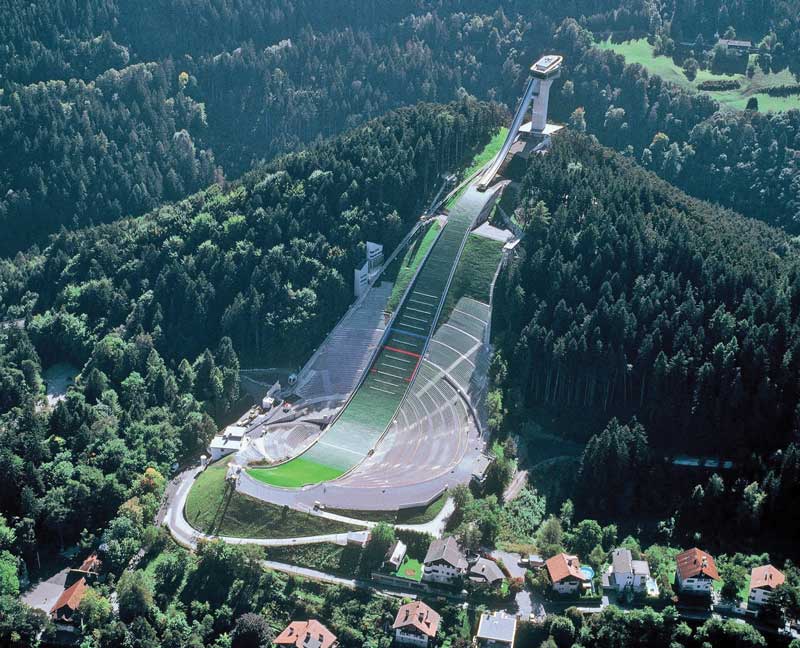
[185,459,360,537]
[247,457,344,488]
[595,37,800,112]
[395,556,423,582]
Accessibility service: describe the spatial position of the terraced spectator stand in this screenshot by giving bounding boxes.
[246,187,497,489]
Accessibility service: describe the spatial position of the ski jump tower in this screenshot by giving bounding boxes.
[477,54,563,191]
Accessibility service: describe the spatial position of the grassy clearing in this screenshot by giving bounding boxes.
[265,543,364,578]
[384,220,442,313]
[327,492,448,524]
[185,460,359,537]
[595,37,800,112]
[247,457,345,488]
[395,556,423,582]
[446,127,509,208]
[440,234,504,320]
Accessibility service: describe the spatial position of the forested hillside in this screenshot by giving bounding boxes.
[0,100,498,642]
[0,99,500,366]
[492,131,800,547]
[3,0,797,255]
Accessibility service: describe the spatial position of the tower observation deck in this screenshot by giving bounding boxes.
[477,54,563,191]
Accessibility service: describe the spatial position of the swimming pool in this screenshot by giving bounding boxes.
[580,566,595,580]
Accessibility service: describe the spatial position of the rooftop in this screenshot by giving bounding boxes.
[476,611,517,643]
[610,548,651,577]
[750,565,785,591]
[676,548,720,581]
[545,553,587,583]
[469,557,505,584]
[530,54,563,78]
[275,620,337,648]
[50,577,88,619]
[76,552,102,574]
[393,601,441,638]
[424,536,467,569]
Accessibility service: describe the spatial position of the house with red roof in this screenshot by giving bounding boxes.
[50,577,89,624]
[545,553,589,595]
[748,565,785,608]
[675,548,719,596]
[393,601,440,647]
[274,620,338,648]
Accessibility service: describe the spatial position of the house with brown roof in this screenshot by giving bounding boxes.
[545,553,589,595]
[675,548,719,596]
[393,601,440,647]
[422,536,468,585]
[748,565,785,608]
[50,577,89,624]
[469,557,505,586]
[274,620,338,648]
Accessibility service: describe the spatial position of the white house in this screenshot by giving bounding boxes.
[208,424,248,460]
[748,565,785,608]
[422,536,467,585]
[385,540,407,570]
[393,601,440,647]
[545,553,589,595]
[675,547,719,595]
[474,611,517,648]
[607,548,651,592]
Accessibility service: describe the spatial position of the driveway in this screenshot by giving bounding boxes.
[491,549,538,619]
[21,567,70,614]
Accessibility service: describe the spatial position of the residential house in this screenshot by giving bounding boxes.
[717,38,752,55]
[474,611,517,648]
[606,548,651,593]
[423,536,468,584]
[209,424,248,460]
[385,540,407,570]
[274,620,338,648]
[748,565,785,608]
[675,548,719,595]
[545,553,588,595]
[469,557,505,586]
[50,577,89,625]
[393,601,441,647]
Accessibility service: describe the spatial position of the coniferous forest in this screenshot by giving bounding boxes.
[2,1,800,647]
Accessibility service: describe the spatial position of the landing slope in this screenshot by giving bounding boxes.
[249,187,494,486]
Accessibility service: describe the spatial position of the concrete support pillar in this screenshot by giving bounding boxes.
[531,78,555,132]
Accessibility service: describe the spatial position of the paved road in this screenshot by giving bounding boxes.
[306,497,455,537]
[163,466,454,551]
[503,469,528,502]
